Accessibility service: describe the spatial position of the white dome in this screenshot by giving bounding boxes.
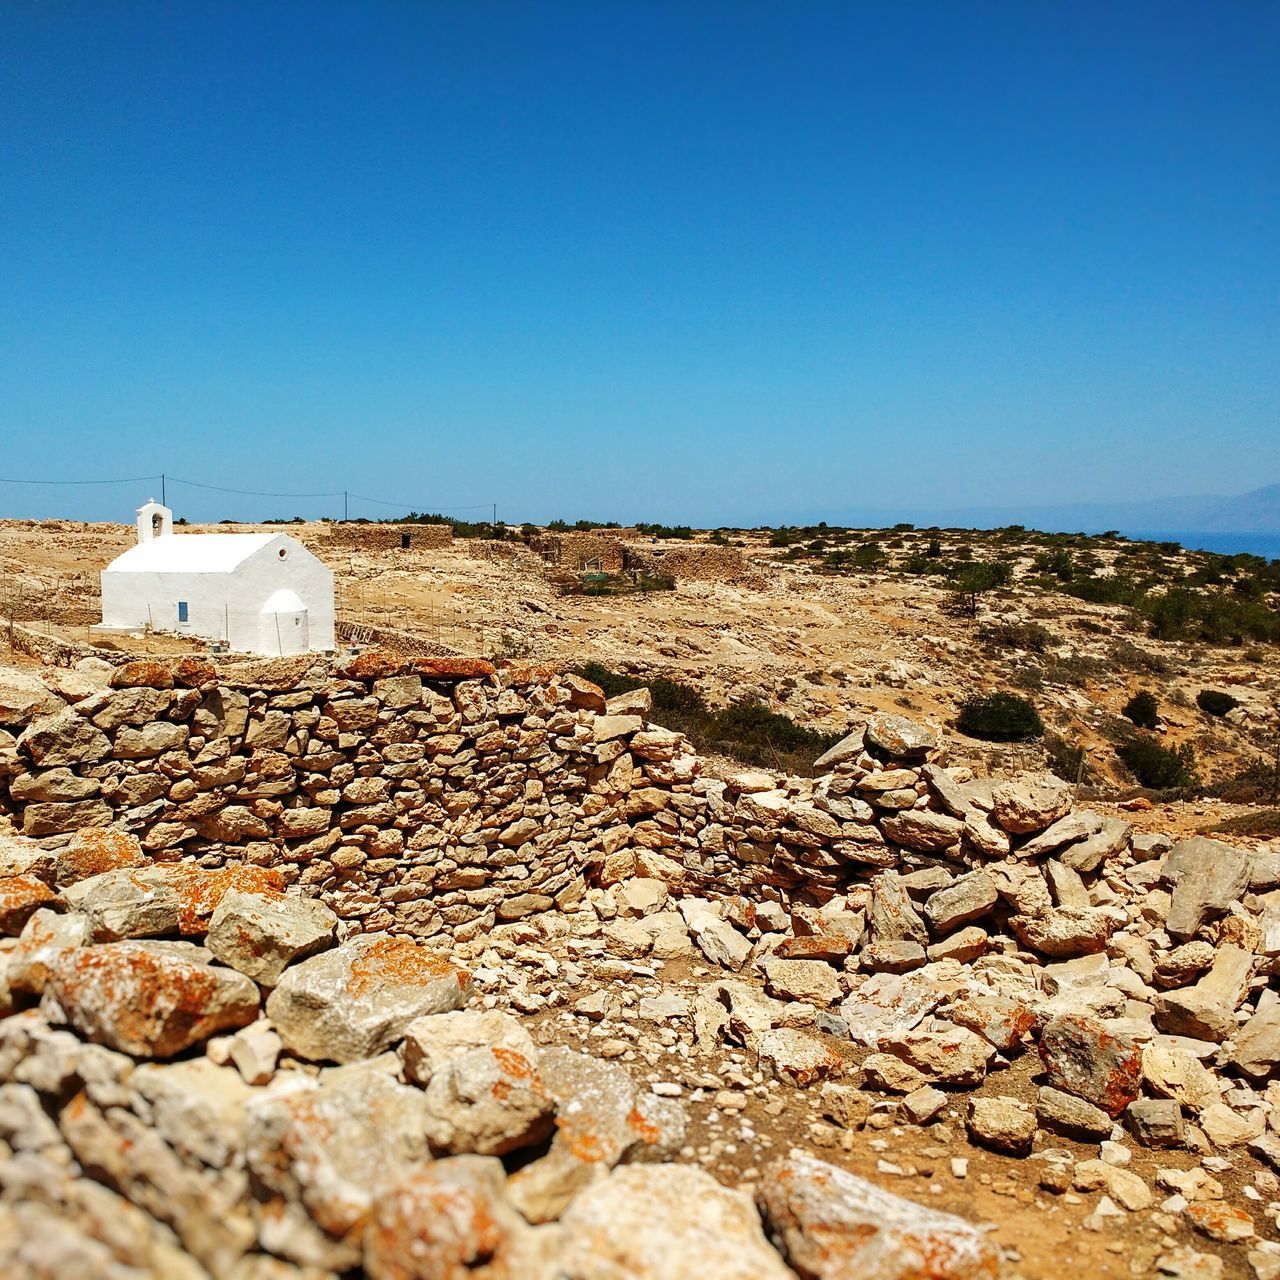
[261,588,305,614]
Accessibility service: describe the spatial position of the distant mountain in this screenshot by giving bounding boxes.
[809,482,1280,536]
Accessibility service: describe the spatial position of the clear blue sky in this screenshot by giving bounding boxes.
[2,2,1277,526]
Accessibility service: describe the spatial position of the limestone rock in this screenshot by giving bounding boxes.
[17,709,111,766]
[245,1062,433,1269]
[967,1096,1037,1155]
[865,714,936,759]
[1164,837,1252,939]
[206,889,338,986]
[880,809,963,854]
[55,828,146,887]
[422,1045,555,1156]
[758,1149,1000,1279]
[757,1028,850,1087]
[1039,1014,1142,1117]
[990,775,1072,834]
[761,956,842,1006]
[507,1046,685,1224]
[366,1155,558,1280]
[399,1008,537,1086]
[923,871,997,934]
[48,941,260,1057]
[0,669,62,728]
[265,933,470,1064]
[0,875,56,935]
[560,1162,793,1280]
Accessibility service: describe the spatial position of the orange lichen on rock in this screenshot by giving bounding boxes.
[159,864,286,934]
[57,828,146,886]
[109,660,175,690]
[173,656,218,688]
[337,650,408,680]
[411,657,497,680]
[0,874,57,935]
[346,937,466,998]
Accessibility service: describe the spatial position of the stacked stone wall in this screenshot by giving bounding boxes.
[624,543,748,582]
[322,523,454,551]
[532,533,625,573]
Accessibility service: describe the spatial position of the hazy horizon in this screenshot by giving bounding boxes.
[3,3,1277,525]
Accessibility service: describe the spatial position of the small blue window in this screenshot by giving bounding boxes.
[177,601,188,622]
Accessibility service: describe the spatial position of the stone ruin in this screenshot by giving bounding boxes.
[1,653,1279,1277]
[320,522,454,552]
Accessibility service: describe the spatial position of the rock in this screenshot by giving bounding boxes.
[946,988,1035,1051]
[758,1149,1000,1279]
[880,1022,994,1086]
[880,809,963,853]
[128,1056,252,1168]
[226,1022,282,1085]
[265,933,471,1064]
[966,1096,1037,1154]
[55,829,146,887]
[964,811,1012,858]
[109,660,175,690]
[1184,1201,1256,1244]
[840,972,944,1048]
[10,766,101,803]
[1142,1042,1220,1114]
[0,875,56,935]
[1073,1158,1153,1211]
[920,764,970,817]
[1198,1101,1265,1149]
[680,905,751,970]
[559,1162,793,1280]
[762,957,842,1006]
[862,940,926,972]
[206,889,338,986]
[1018,809,1104,858]
[758,1028,850,1086]
[868,873,929,946]
[0,669,62,727]
[1164,837,1252,939]
[61,866,182,941]
[1059,818,1131,874]
[245,1062,433,1269]
[900,1084,948,1125]
[987,860,1052,916]
[48,941,260,1057]
[1010,906,1122,957]
[507,1046,685,1223]
[1125,1098,1186,1148]
[1229,1002,1280,1079]
[8,907,90,994]
[1036,1086,1113,1140]
[58,1089,255,1275]
[399,1008,537,1085]
[605,687,652,718]
[366,1155,557,1280]
[865,714,936,759]
[990,775,1072,834]
[22,797,115,837]
[922,871,997,935]
[17,710,111,767]
[1153,944,1254,1042]
[1039,1015,1142,1117]
[813,729,866,772]
[863,1053,929,1093]
[615,877,669,917]
[422,1043,555,1156]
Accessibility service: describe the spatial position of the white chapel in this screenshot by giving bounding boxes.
[96,501,336,656]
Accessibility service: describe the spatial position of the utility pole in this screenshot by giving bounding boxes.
[161,473,166,506]
[343,491,348,523]
[492,502,497,528]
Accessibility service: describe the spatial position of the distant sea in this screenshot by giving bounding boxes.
[1121,531,1280,561]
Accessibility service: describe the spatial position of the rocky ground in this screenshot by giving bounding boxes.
[1,684,1279,1276]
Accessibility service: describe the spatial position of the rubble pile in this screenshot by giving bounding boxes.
[1,652,1279,1277]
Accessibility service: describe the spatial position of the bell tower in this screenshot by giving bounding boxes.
[135,499,173,544]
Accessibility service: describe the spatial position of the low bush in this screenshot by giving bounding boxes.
[1117,736,1198,791]
[956,692,1044,742]
[1196,689,1239,717]
[977,620,1053,653]
[1122,690,1160,729]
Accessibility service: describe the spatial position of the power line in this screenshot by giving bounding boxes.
[165,476,344,499]
[0,474,161,486]
[346,492,494,512]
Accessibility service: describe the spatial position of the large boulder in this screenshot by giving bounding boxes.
[16,709,111,766]
[0,875,57,935]
[558,1163,794,1280]
[206,889,337,986]
[758,1150,1001,1279]
[990,775,1072,834]
[399,1008,538,1086]
[48,941,260,1058]
[1163,837,1252,939]
[422,1044,555,1156]
[55,829,146,887]
[245,1061,433,1270]
[1038,1014,1142,1117]
[265,933,471,1063]
[366,1155,559,1280]
[865,715,936,760]
[507,1046,686,1223]
[0,669,62,728]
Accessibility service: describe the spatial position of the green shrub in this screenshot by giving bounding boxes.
[978,621,1052,653]
[956,692,1044,742]
[1118,737,1198,790]
[1122,690,1160,729]
[1196,689,1239,717]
